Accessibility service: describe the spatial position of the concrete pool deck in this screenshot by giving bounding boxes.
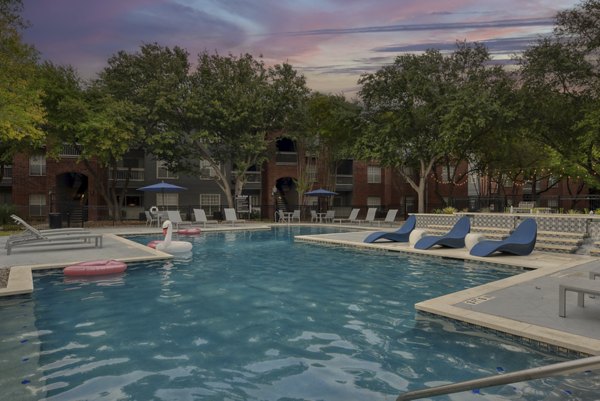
[2,223,600,356]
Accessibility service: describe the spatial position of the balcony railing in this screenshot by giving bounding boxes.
[60,143,82,158]
[276,151,298,165]
[109,167,145,181]
[335,174,353,190]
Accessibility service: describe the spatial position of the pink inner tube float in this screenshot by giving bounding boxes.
[63,260,127,276]
[178,228,201,235]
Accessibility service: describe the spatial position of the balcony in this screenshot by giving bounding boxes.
[60,143,82,158]
[109,167,145,182]
[335,174,353,191]
[276,151,298,165]
[232,171,262,189]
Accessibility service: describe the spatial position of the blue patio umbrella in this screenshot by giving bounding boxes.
[137,181,187,209]
[305,188,338,212]
[305,188,338,196]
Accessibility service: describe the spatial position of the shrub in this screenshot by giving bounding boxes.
[0,204,17,225]
[442,206,458,214]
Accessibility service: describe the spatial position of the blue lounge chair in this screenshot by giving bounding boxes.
[414,216,471,250]
[363,215,416,243]
[470,218,537,257]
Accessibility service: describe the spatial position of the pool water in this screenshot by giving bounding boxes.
[1,226,598,400]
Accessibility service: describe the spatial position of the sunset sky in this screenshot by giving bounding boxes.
[22,0,580,96]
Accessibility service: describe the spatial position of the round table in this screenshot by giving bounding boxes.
[409,229,428,247]
[465,233,486,251]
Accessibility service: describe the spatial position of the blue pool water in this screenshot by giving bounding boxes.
[1,226,598,400]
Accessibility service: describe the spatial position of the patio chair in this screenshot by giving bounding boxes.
[356,208,377,225]
[145,211,158,227]
[377,209,398,226]
[224,208,245,226]
[414,216,471,250]
[363,215,417,243]
[333,208,360,225]
[323,210,335,223]
[6,215,103,255]
[310,210,318,223]
[291,210,301,223]
[277,210,289,223]
[470,218,537,257]
[193,208,219,228]
[166,210,192,230]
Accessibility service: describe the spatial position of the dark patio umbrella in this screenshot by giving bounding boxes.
[305,188,338,196]
[305,188,338,212]
[137,181,187,210]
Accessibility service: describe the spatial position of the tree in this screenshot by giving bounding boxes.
[158,52,309,207]
[357,43,507,212]
[90,43,190,218]
[38,62,142,221]
[0,0,45,180]
[288,92,361,205]
[519,0,600,187]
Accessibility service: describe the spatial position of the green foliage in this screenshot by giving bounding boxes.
[442,207,458,214]
[519,0,600,187]
[158,52,309,206]
[0,203,16,224]
[0,0,45,170]
[357,42,507,212]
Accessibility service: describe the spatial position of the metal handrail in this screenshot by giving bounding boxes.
[396,355,600,401]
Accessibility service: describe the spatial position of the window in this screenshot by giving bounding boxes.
[441,166,456,182]
[156,161,178,179]
[199,159,219,179]
[200,194,221,214]
[199,194,221,207]
[156,193,178,208]
[367,196,381,207]
[306,164,317,182]
[29,155,46,176]
[367,166,381,184]
[29,194,46,216]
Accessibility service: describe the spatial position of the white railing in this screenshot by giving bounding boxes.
[60,143,81,158]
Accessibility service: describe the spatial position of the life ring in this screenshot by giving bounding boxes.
[63,260,127,276]
[150,206,159,214]
[178,228,201,235]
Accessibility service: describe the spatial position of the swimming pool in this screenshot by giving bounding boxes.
[1,226,597,400]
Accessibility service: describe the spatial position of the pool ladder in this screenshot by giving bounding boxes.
[396,355,600,400]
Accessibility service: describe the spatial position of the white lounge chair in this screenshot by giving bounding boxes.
[166,210,192,230]
[357,208,377,225]
[377,209,398,226]
[333,208,360,225]
[7,215,102,255]
[193,208,218,227]
[224,208,245,226]
[323,210,335,223]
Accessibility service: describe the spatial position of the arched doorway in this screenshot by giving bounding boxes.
[274,177,298,211]
[55,172,88,225]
